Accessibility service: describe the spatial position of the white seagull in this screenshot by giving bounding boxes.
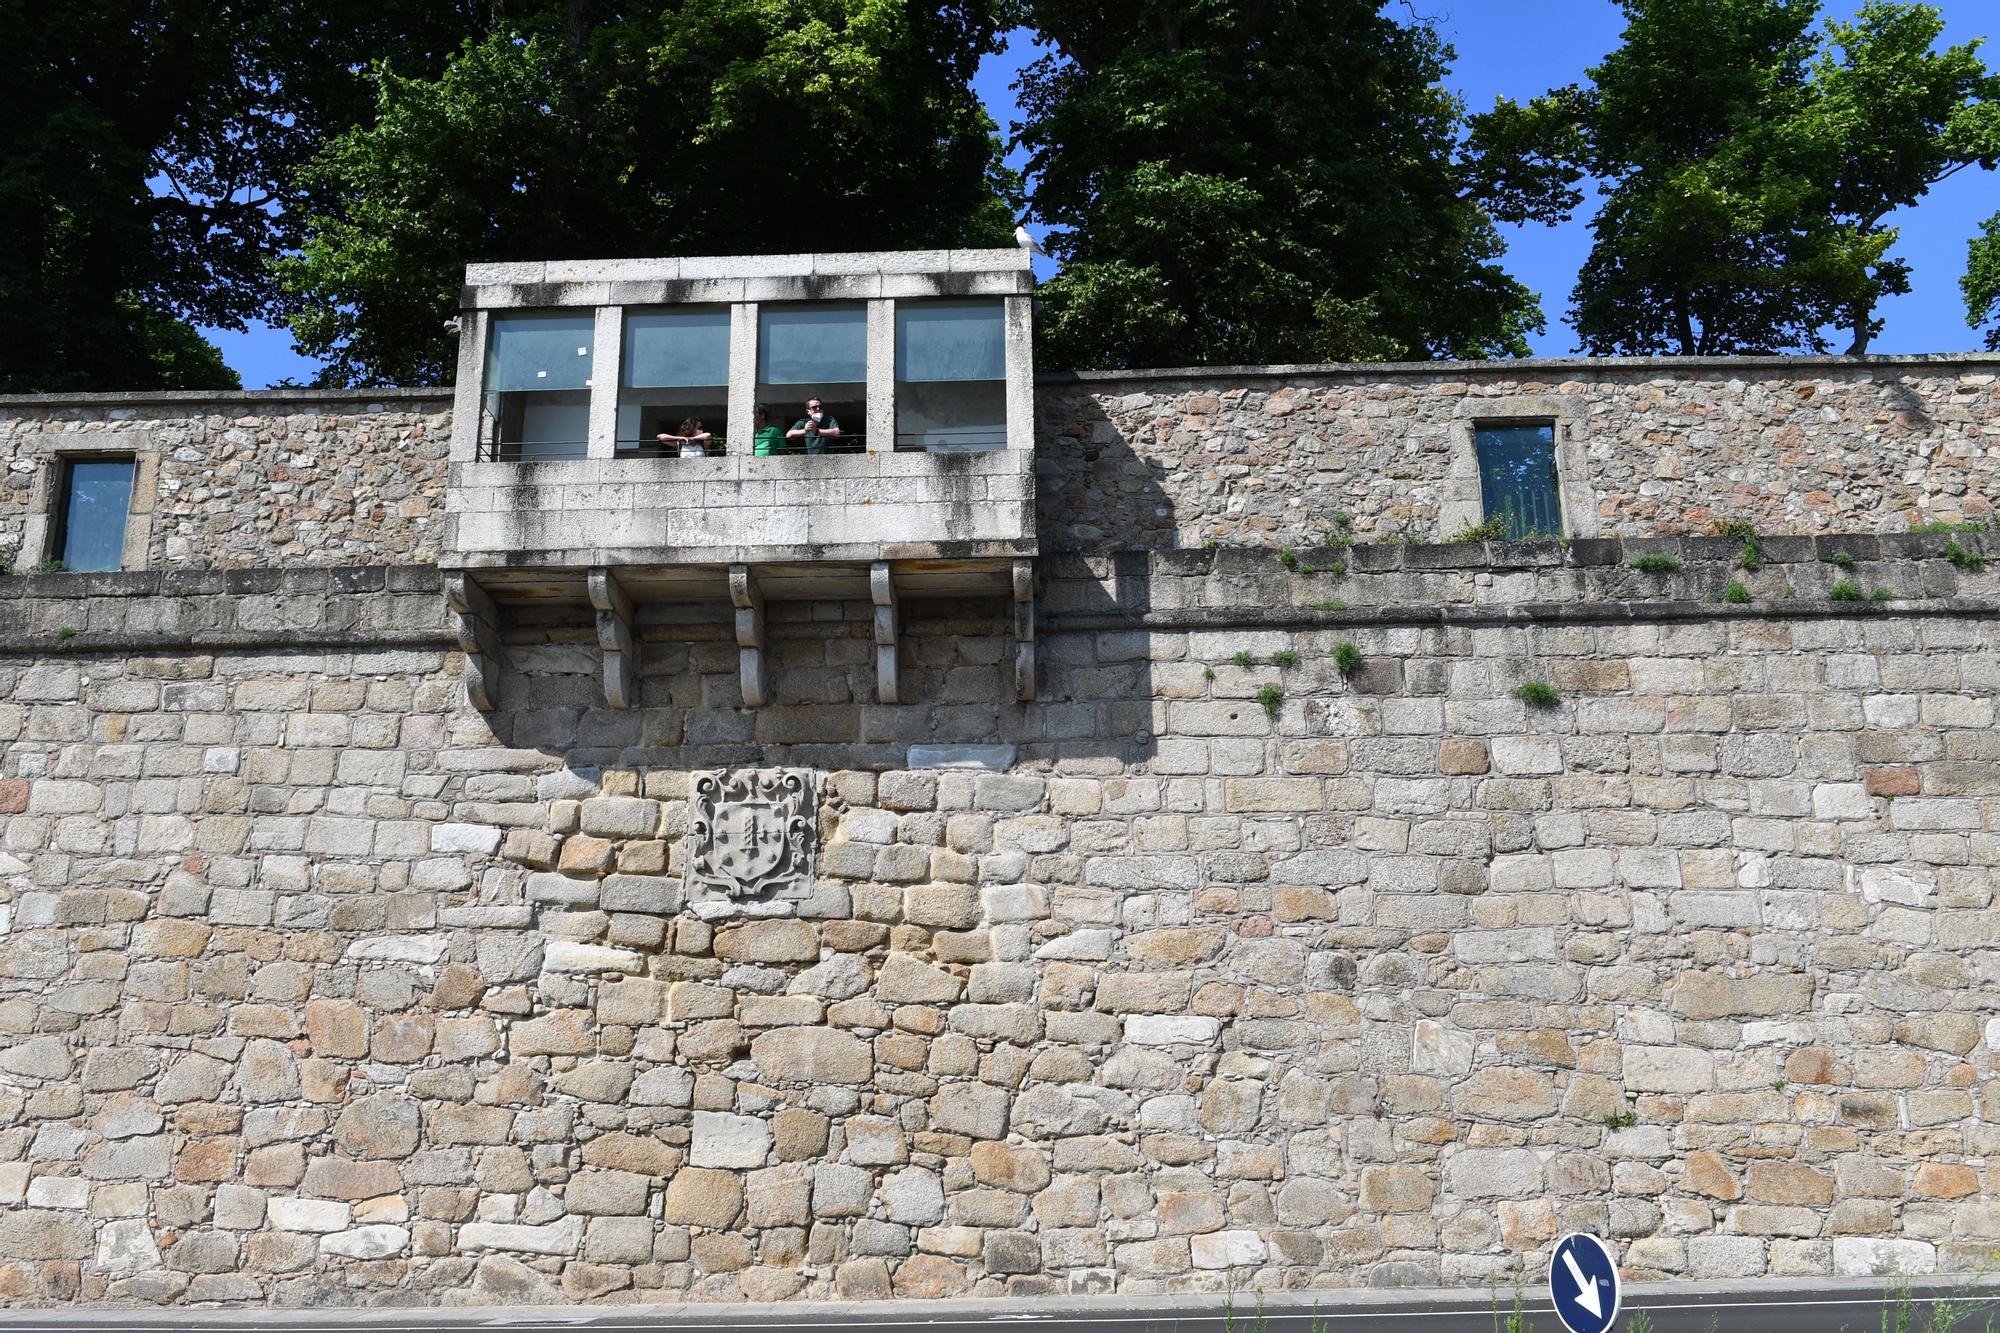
[1013,224,1048,257]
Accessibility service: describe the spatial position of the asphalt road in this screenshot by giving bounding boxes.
[4,1282,1998,1333]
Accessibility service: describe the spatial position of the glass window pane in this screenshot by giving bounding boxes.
[896,301,1004,382]
[60,459,134,571]
[896,382,1006,452]
[623,308,729,388]
[486,312,595,392]
[1474,424,1563,540]
[759,305,866,385]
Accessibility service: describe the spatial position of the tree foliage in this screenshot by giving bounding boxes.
[1480,0,1998,357]
[0,0,468,391]
[279,0,1019,386]
[1016,0,1548,371]
[1968,211,2000,350]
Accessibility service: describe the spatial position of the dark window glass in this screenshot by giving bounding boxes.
[58,459,135,571]
[895,300,1006,452]
[480,312,594,460]
[1474,423,1562,540]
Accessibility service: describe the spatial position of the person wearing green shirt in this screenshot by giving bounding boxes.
[750,406,786,457]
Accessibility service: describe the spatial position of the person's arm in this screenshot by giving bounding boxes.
[785,423,808,439]
[816,419,842,439]
[688,429,712,444]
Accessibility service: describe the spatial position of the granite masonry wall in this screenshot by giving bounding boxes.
[1036,356,2000,550]
[2,534,2000,1307]
[8,354,2000,576]
[0,391,451,572]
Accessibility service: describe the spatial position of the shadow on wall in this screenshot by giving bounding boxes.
[476,597,1048,778]
[1036,392,1179,553]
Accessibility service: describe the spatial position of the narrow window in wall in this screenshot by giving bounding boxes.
[481,311,595,460]
[54,457,135,571]
[757,304,866,453]
[621,307,731,455]
[1474,422,1563,539]
[895,299,1006,452]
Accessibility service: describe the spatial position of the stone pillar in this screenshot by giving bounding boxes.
[449,308,487,464]
[866,298,895,454]
[1002,294,1034,454]
[728,303,759,453]
[587,306,622,461]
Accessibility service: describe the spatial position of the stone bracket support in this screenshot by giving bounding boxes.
[588,567,636,709]
[730,564,768,708]
[1013,558,1036,701]
[871,561,899,704]
[443,572,502,711]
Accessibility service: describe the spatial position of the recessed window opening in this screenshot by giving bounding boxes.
[895,300,1005,453]
[53,457,135,571]
[620,307,730,457]
[482,312,594,461]
[1474,422,1563,540]
[757,304,866,454]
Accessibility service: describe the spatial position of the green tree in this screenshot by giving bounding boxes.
[1790,2,1999,352]
[0,0,468,391]
[1483,0,1999,356]
[1015,0,1547,371]
[279,1,1018,386]
[1570,0,1831,355]
[1968,212,2000,350]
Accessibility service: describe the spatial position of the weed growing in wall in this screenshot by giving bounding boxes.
[1233,650,1254,669]
[1723,581,1751,604]
[1945,539,1984,571]
[1629,553,1680,574]
[1830,580,1865,601]
[1333,642,1361,677]
[1515,681,1560,709]
[1256,684,1283,718]
[1271,650,1299,668]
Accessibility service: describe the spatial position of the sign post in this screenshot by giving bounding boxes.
[1549,1232,1621,1333]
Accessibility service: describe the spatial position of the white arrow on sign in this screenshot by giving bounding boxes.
[1561,1245,1602,1320]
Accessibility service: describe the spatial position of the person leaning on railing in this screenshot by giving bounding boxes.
[751,406,785,457]
[656,417,713,458]
[786,397,841,455]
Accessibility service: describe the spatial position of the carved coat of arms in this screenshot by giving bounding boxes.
[685,769,817,908]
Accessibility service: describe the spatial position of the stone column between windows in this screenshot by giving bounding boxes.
[727,302,759,452]
[866,298,895,455]
[1003,294,1035,453]
[586,306,623,461]
[448,308,487,464]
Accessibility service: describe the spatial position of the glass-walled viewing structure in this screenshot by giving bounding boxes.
[452,250,1035,465]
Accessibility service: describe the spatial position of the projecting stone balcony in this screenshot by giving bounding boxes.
[438,248,1040,714]
[444,448,1034,573]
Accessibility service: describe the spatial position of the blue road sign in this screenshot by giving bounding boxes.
[1549,1232,1622,1333]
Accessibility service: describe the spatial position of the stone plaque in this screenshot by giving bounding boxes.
[684,768,818,914]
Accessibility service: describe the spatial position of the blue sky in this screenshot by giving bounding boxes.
[209,0,1998,386]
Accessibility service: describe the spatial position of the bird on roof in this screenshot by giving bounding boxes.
[1013,224,1048,257]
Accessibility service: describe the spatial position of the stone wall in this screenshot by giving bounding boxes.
[0,391,451,572]
[2,535,1998,1307]
[8,354,2000,576]
[1036,356,2000,550]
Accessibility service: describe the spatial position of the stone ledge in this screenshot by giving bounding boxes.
[1040,350,2000,384]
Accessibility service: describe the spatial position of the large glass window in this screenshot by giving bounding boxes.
[895,300,1006,452]
[757,305,866,453]
[481,312,595,460]
[56,458,135,571]
[1474,423,1564,539]
[621,308,730,456]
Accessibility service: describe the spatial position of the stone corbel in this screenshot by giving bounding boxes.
[1013,558,1036,701]
[730,564,768,708]
[443,573,502,711]
[588,567,636,709]
[871,561,899,704]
